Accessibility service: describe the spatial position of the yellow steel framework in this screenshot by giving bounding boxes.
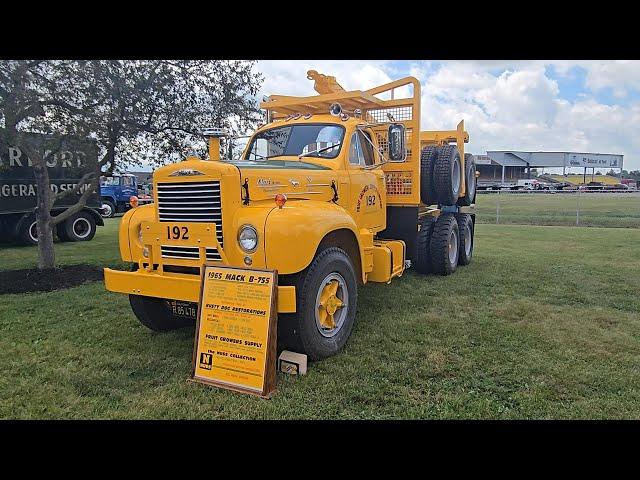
[261,71,469,207]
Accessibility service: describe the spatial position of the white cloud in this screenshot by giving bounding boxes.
[257,60,640,170]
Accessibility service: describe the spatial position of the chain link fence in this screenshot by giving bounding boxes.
[475,190,640,228]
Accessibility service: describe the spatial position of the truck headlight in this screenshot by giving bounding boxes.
[238,225,258,253]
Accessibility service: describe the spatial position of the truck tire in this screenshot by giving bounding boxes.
[430,214,459,275]
[434,145,462,205]
[457,153,477,206]
[420,146,438,205]
[56,224,69,242]
[414,216,436,274]
[279,247,358,361]
[101,199,116,218]
[63,212,96,242]
[18,216,39,246]
[456,213,474,266]
[129,295,192,332]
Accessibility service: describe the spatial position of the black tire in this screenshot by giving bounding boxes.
[63,212,96,242]
[279,247,358,361]
[456,213,474,266]
[430,214,459,276]
[56,223,69,242]
[129,295,193,331]
[414,216,436,274]
[434,145,462,205]
[457,153,477,206]
[420,146,438,205]
[18,216,39,246]
[101,199,116,218]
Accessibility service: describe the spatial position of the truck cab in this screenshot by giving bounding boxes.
[104,71,477,360]
[100,174,152,218]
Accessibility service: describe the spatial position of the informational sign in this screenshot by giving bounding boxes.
[191,265,277,398]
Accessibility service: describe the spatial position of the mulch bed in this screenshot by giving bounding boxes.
[0,264,104,295]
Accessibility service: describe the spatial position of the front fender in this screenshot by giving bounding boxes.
[264,200,362,276]
[120,204,155,262]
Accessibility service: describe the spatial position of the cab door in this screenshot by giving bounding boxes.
[346,129,386,232]
[121,176,137,200]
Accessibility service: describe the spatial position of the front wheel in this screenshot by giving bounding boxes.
[279,247,358,361]
[101,200,116,218]
[129,295,193,331]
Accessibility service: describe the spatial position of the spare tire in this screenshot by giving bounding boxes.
[420,146,438,205]
[457,153,477,206]
[434,145,462,205]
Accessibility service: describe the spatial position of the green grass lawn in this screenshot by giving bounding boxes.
[476,192,640,228]
[1,218,640,419]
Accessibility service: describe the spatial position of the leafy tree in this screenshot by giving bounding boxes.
[0,60,262,269]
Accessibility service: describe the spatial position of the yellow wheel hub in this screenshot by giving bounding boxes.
[317,280,344,330]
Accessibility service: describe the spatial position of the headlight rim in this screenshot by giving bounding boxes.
[237,224,258,253]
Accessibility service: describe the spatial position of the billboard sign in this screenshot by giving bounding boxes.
[565,153,623,169]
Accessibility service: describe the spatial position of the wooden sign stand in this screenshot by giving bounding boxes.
[190,264,278,398]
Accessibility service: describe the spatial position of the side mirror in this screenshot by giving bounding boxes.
[387,123,406,162]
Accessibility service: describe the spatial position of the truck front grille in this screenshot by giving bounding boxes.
[156,181,223,247]
[160,245,222,262]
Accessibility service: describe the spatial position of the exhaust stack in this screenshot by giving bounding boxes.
[201,128,228,161]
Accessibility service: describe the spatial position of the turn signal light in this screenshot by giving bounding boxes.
[275,193,287,208]
[129,195,139,208]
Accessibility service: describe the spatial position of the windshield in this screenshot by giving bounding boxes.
[100,177,119,186]
[244,124,345,161]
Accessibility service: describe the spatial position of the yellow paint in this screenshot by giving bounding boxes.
[105,71,471,314]
[367,240,406,283]
[103,267,296,313]
[317,280,344,329]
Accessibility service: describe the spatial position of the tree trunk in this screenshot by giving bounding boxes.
[33,161,56,270]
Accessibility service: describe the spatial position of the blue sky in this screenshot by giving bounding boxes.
[257,60,640,171]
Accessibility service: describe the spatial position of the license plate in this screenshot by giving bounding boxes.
[167,300,198,320]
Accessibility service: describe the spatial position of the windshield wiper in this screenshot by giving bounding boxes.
[298,143,341,159]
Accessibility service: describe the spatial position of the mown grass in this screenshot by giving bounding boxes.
[476,192,640,228]
[1,219,640,419]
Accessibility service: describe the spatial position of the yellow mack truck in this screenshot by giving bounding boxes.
[104,71,477,360]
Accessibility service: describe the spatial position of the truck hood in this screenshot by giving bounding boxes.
[152,157,336,204]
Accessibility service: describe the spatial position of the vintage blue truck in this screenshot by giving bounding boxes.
[99,174,152,218]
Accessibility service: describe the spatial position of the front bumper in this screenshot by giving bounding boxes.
[103,267,296,313]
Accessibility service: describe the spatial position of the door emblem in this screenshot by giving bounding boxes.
[289,179,300,187]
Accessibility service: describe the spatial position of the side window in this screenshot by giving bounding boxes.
[122,176,134,187]
[348,132,363,166]
[359,131,375,166]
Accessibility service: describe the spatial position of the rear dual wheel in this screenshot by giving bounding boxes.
[430,214,460,275]
[415,213,475,276]
[456,213,474,266]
